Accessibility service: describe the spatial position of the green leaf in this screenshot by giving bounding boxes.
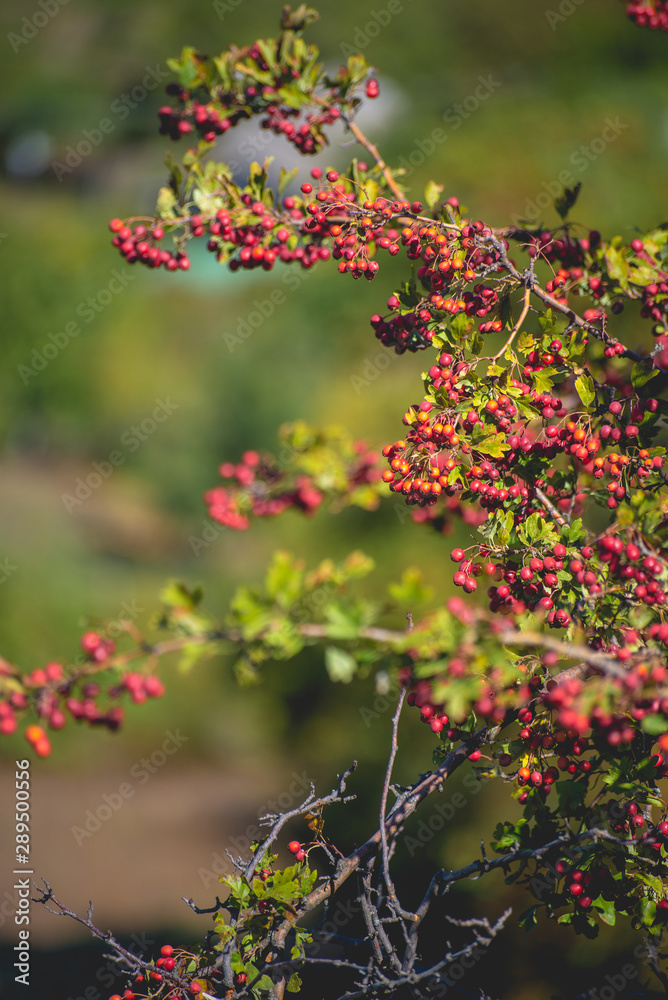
[342,551,375,580]
[498,509,515,547]
[287,973,303,993]
[166,47,201,89]
[157,186,179,221]
[639,896,657,928]
[594,895,616,926]
[554,182,582,220]
[265,551,304,609]
[631,359,659,389]
[255,974,277,993]
[641,714,668,735]
[325,646,357,683]
[280,4,320,30]
[473,431,509,459]
[425,179,444,210]
[537,309,555,333]
[388,567,435,607]
[531,368,556,396]
[278,166,299,198]
[574,374,596,408]
[517,513,558,548]
[161,580,203,610]
[556,778,586,815]
[605,246,630,286]
[516,331,534,354]
[491,821,521,851]
[561,518,586,546]
[518,904,539,931]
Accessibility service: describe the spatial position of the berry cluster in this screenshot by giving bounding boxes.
[158,92,234,141]
[625,0,668,30]
[288,838,307,862]
[0,631,167,757]
[370,307,434,353]
[109,219,189,271]
[205,435,381,531]
[261,102,342,154]
[106,942,205,1000]
[156,34,352,155]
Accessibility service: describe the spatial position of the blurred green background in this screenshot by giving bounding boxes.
[0,1,667,997]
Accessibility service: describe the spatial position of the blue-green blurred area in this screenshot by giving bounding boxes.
[0,1,666,997]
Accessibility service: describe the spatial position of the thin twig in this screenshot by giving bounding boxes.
[491,285,532,362]
[342,117,405,201]
[379,687,410,919]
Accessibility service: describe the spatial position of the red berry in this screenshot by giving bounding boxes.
[81,631,102,653]
[288,840,301,854]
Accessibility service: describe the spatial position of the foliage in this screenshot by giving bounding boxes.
[4,5,668,999]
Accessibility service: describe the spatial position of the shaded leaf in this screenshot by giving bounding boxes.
[325,646,357,683]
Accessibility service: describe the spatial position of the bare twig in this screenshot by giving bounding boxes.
[341,116,405,201]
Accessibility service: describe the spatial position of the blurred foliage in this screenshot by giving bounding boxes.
[0,1,666,996]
